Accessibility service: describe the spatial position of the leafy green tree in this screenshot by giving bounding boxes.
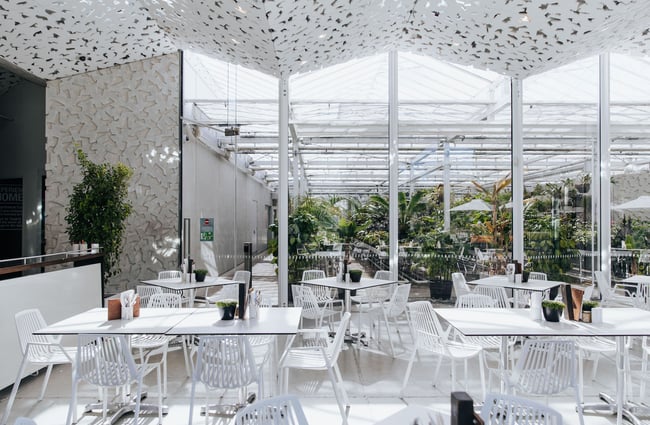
[66,149,133,283]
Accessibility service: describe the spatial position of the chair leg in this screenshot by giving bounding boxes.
[327,366,348,425]
[188,381,196,425]
[38,364,54,401]
[2,354,29,425]
[66,381,79,425]
[401,347,418,395]
[333,363,349,407]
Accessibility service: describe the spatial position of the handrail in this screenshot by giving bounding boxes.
[0,251,103,276]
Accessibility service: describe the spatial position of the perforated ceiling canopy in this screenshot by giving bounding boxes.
[0,0,649,80]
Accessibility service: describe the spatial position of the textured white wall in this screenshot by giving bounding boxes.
[45,53,181,293]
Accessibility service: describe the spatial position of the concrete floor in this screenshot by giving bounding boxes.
[0,257,645,424]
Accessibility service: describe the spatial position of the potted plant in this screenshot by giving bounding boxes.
[216,299,238,320]
[541,300,565,322]
[582,300,599,323]
[348,269,362,282]
[66,148,133,286]
[194,269,208,282]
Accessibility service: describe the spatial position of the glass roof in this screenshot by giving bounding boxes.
[183,50,650,195]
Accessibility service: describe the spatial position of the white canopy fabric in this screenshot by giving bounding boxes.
[613,195,650,210]
[450,199,491,212]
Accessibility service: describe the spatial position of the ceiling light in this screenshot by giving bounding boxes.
[519,8,530,22]
[318,33,327,39]
[231,38,239,44]
[236,5,247,14]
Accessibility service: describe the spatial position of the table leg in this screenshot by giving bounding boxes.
[83,390,167,424]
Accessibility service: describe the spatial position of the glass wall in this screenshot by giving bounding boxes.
[522,57,598,283]
[610,53,650,279]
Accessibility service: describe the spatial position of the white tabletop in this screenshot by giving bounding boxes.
[141,276,241,291]
[373,406,447,425]
[167,307,302,335]
[435,307,650,337]
[469,275,563,292]
[301,276,397,291]
[35,307,191,335]
[622,275,650,284]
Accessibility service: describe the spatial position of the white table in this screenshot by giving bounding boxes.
[141,276,242,306]
[373,405,447,425]
[301,276,397,345]
[434,307,650,425]
[622,275,650,285]
[36,307,301,422]
[469,275,563,306]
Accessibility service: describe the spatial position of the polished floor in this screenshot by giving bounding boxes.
[0,308,644,425]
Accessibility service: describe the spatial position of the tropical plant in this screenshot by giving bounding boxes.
[66,148,133,284]
[471,174,512,250]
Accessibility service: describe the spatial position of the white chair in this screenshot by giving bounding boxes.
[158,270,181,279]
[455,293,494,308]
[480,392,563,424]
[297,285,341,329]
[189,335,260,424]
[365,283,413,357]
[374,270,392,280]
[474,286,511,308]
[67,334,162,425]
[280,312,352,425]
[131,292,188,395]
[528,271,547,280]
[504,339,583,425]
[402,301,485,400]
[452,272,473,300]
[302,269,342,311]
[136,284,163,307]
[206,270,249,304]
[232,394,310,425]
[595,271,637,307]
[1,309,76,425]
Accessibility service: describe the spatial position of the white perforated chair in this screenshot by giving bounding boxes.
[67,334,162,425]
[131,292,188,395]
[595,271,637,307]
[504,339,583,425]
[402,301,485,400]
[136,284,163,307]
[298,285,341,329]
[12,419,37,425]
[1,309,76,425]
[480,392,563,425]
[280,312,352,425]
[474,286,512,308]
[452,272,473,300]
[206,270,249,305]
[365,283,413,357]
[189,335,260,424]
[302,269,342,311]
[232,395,310,425]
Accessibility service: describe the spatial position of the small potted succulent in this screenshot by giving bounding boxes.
[541,300,565,322]
[348,269,363,283]
[582,300,599,323]
[194,268,208,282]
[216,299,238,320]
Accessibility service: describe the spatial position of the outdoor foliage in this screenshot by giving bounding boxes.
[66,148,133,284]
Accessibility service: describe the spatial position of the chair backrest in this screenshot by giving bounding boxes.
[510,339,577,396]
[374,270,392,280]
[292,285,304,307]
[594,271,613,299]
[75,334,138,387]
[299,286,326,321]
[452,272,472,298]
[136,285,163,307]
[480,392,563,425]
[326,312,352,363]
[384,283,411,318]
[455,293,495,308]
[15,309,60,360]
[193,335,257,389]
[233,270,251,286]
[158,270,181,280]
[475,247,489,261]
[302,270,326,281]
[148,292,183,308]
[407,301,447,356]
[528,271,547,280]
[473,286,511,308]
[582,284,594,302]
[233,394,310,425]
[211,284,240,303]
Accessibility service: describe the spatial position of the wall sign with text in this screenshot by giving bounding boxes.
[200,217,214,241]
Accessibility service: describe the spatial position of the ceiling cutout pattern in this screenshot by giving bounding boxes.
[0,0,176,80]
[0,0,650,80]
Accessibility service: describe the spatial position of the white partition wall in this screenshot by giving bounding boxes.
[0,264,101,390]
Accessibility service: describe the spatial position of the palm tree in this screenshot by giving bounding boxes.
[472,174,512,249]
